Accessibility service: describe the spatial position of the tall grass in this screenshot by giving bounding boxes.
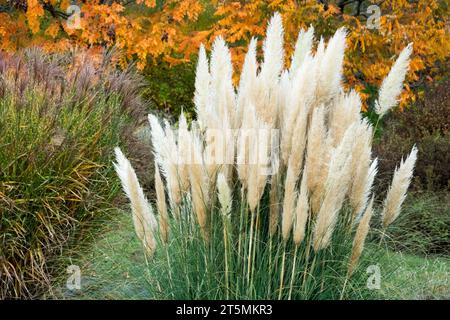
[0,48,140,298]
[115,13,417,299]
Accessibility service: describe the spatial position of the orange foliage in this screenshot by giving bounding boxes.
[0,0,448,108]
[26,0,45,34]
[194,0,449,109]
[0,0,203,69]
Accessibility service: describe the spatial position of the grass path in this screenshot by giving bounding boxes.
[54,210,449,300]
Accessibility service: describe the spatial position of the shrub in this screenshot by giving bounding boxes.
[115,14,418,299]
[0,48,140,298]
[373,78,450,192]
[143,60,196,118]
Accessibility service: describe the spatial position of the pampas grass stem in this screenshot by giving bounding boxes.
[278,242,287,300]
[288,245,299,300]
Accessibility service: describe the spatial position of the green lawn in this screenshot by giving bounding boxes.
[378,250,449,299]
[52,210,449,300]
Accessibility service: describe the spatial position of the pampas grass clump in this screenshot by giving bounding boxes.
[115,13,417,299]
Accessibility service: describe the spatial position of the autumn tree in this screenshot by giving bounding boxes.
[194,0,449,109]
[1,0,448,108]
[0,0,203,68]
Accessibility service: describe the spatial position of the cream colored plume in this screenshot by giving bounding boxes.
[305,106,328,213]
[347,120,375,217]
[259,12,284,86]
[351,157,378,220]
[317,28,346,101]
[313,125,355,251]
[290,26,314,76]
[381,145,418,228]
[375,43,413,118]
[114,147,157,256]
[209,36,236,128]
[194,44,210,130]
[329,90,362,147]
[217,172,232,217]
[148,114,182,209]
[188,130,211,238]
[246,115,271,213]
[177,111,191,193]
[236,38,258,128]
[281,55,315,165]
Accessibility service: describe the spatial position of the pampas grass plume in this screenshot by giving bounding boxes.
[375,43,413,117]
[114,147,157,256]
[217,172,232,217]
[381,145,418,228]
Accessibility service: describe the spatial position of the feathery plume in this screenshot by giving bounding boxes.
[375,43,413,118]
[351,157,378,220]
[148,114,182,210]
[315,37,325,64]
[237,38,258,127]
[259,12,284,85]
[148,114,167,167]
[210,36,236,126]
[114,147,157,256]
[217,172,232,217]
[278,69,291,127]
[290,26,314,76]
[287,103,309,173]
[194,44,210,130]
[251,13,284,126]
[281,55,315,164]
[348,120,375,217]
[164,119,183,207]
[329,90,362,147]
[305,106,328,212]
[381,145,418,228]
[188,130,211,239]
[313,126,355,251]
[317,28,346,101]
[246,120,270,212]
[177,111,191,193]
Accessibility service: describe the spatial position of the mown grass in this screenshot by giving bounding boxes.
[54,205,449,300]
[381,191,449,256]
[52,211,151,300]
[379,250,449,300]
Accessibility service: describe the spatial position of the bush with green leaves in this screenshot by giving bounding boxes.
[373,78,450,192]
[143,60,196,119]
